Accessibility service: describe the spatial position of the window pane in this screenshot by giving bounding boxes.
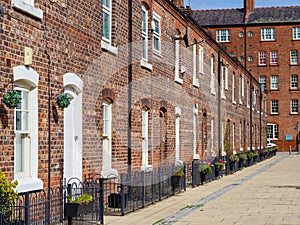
[102,12,110,40]
[102,0,110,8]
[16,111,22,130]
[291,75,298,89]
[15,133,26,173]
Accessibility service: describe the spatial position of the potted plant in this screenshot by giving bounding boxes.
[200,163,212,184]
[214,160,224,178]
[3,90,21,108]
[64,193,93,218]
[0,171,18,223]
[239,153,247,169]
[171,160,185,192]
[56,93,71,108]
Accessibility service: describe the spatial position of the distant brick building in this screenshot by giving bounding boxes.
[0,0,265,194]
[192,0,300,151]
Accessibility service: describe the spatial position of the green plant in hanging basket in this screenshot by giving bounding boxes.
[3,90,21,108]
[56,93,71,108]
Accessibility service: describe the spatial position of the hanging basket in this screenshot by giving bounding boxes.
[3,90,21,108]
[56,93,71,108]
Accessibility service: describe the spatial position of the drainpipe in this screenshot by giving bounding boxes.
[128,0,132,174]
[217,49,221,157]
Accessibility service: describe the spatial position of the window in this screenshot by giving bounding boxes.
[267,123,278,140]
[259,75,266,91]
[199,45,204,74]
[271,100,279,114]
[232,74,236,104]
[210,54,216,94]
[246,81,249,107]
[15,88,29,174]
[290,50,298,65]
[11,0,43,19]
[141,5,148,61]
[261,28,275,41]
[248,32,253,37]
[211,119,214,152]
[270,75,278,90]
[270,51,278,65]
[248,56,253,62]
[216,30,230,42]
[258,51,266,65]
[193,44,199,87]
[142,108,149,168]
[153,13,161,54]
[291,75,298,90]
[293,27,300,40]
[291,100,298,114]
[225,66,228,90]
[175,107,181,161]
[13,65,42,193]
[193,104,199,159]
[174,39,183,84]
[102,99,117,177]
[239,32,243,37]
[232,123,235,151]
[102,0,112,43]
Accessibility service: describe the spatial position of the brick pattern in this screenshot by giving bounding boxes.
[0,0,266,187]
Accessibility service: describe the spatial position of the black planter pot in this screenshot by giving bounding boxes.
[171,175,183,192]
[200,172,206,184]
[108,193,128,208]
[64,201,93,218]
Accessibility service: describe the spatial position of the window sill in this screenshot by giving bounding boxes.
[140,59,153,71]
[270,112,279,115]
[211,89,216,96]
[12,0,43,19]
[193,79,199,88]
[141,165,153,172]
[193,154,200,160]
[222,95,226,100]
[15,177,43,193]
[290,112,299,115]
[290,88,299,91]
[290,63,299,66]
[101,40,118,55]
[175,76,183,84]
[258,64,267,67]
[153,50,161,57]
[232,100,236,105]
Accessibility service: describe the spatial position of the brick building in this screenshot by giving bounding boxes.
[192,0,300,151]
[0,0,266,194]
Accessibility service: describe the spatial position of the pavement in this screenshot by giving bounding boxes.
[104,152,300,225]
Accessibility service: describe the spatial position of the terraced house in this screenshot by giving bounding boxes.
[192,0,300,151]
[0,0,266,223]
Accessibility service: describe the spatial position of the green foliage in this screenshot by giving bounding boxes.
[214,162,224,171]
[247,152,254,159]
[200,165,212,174]
[67,193,93,204]
[229,154,239,162]
[239,153,247,161]
[3,90,21,108]
[0,171,18,211]
[56,93,71,108]
[174,160,184,175]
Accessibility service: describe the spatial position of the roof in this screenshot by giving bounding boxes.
[193,6,300,26]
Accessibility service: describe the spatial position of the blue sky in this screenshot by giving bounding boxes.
[187,0,300,10]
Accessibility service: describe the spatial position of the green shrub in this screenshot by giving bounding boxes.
[0,171,18,211]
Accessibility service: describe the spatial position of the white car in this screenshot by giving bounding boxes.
[267,140,276,148]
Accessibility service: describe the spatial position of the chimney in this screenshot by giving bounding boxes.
[244,0,255,12]
[172,0,184,9]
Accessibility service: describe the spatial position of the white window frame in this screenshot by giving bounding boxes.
[199,45,204,74]
[152,12,161,55]
[174,39,183,84]
[246,81,249,108]
[267,123,278,140]
[221,65,225,99]
[290,75,298,90]
[258,51,266,66]
[225,66,228,90]
[141,108,150,168]
[291,99,298,114]
[175,107,181,161]
[193,104,199,159]
[290,50,298,65]
[293,27,300,40]
[270,75,278,90]
[259,75,266,91]
[12,0,43,19]
[232,123,235,151]
[102,0,112,44]
[232,74,236,104]
[216,30,230,42]
[211,119,214,152]
[261,28,275,41]
[240,122,243,151]
[102,99,117,177]
[271,100,279,114]
[13,66,42,193]
[193,44,199,87]
[141,5,148,61]
[210,55,216,95]
[270,51,278,65]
